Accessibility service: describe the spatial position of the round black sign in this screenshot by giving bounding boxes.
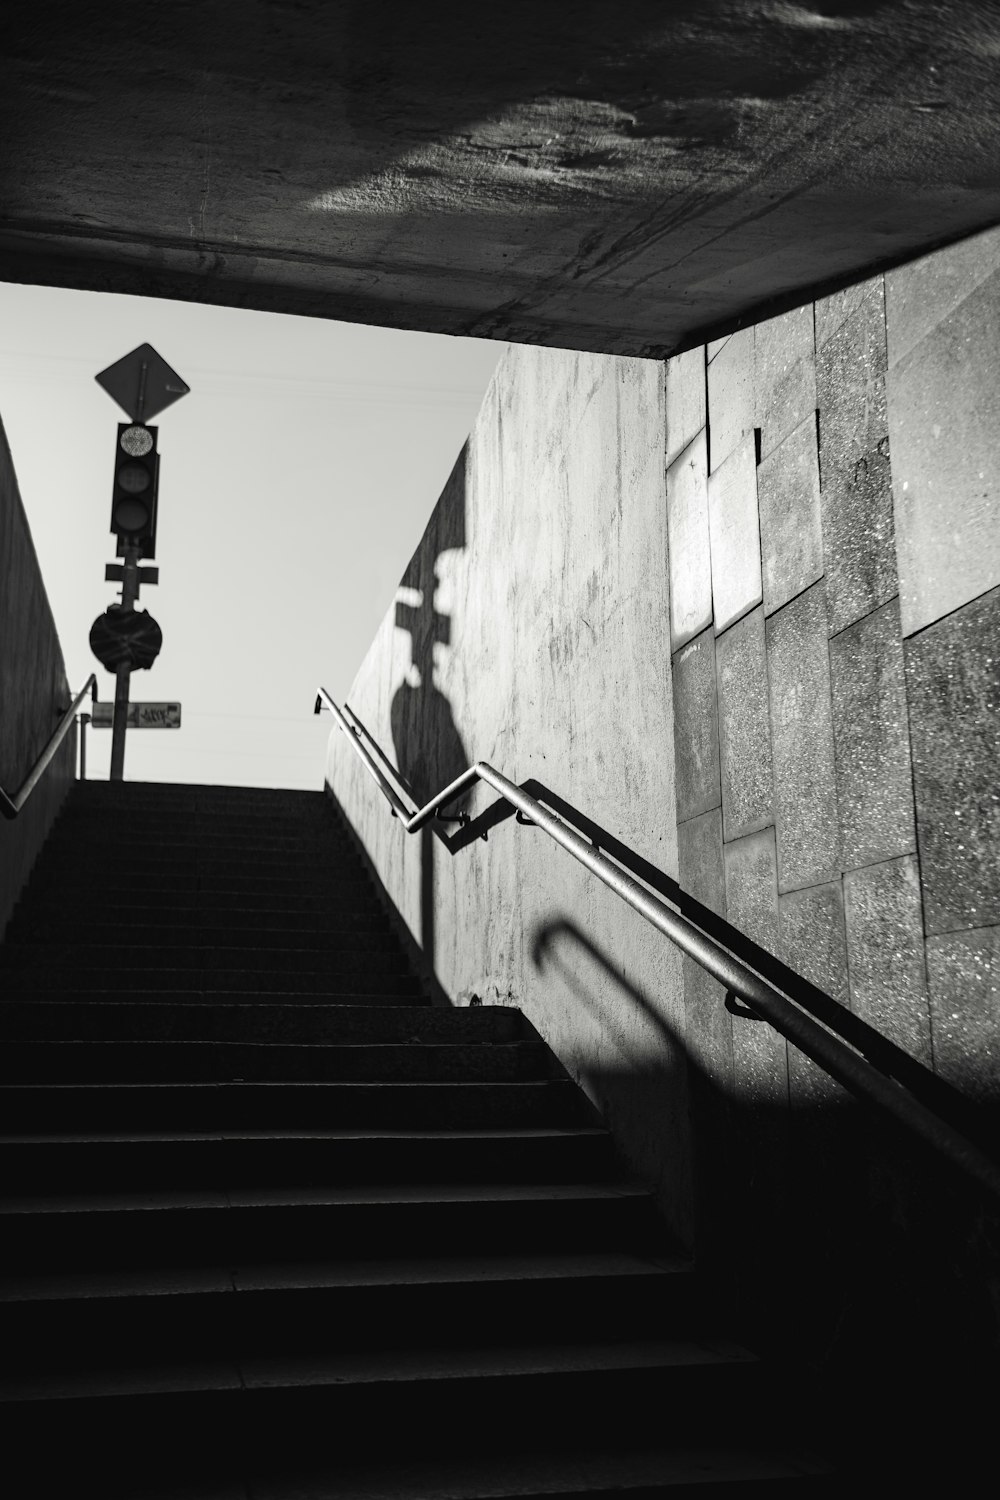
[89,607,163,672]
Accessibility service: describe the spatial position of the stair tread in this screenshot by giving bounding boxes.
[0,1335,758,1403]
[1,1180,650,1213]
[1,1250,688,1302]
[0,1125,606,1144]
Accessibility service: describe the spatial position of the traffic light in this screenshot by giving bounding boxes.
[111,423,159,557]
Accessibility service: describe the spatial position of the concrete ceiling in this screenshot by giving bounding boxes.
[2,1,1000,356]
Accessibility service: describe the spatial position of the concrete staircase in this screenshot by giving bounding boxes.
[0,782,833,1497]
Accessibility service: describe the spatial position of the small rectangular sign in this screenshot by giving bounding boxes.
[91,702,181,729]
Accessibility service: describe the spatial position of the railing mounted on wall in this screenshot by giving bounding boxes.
[1,676,97,821]
[316,685,1000,1203]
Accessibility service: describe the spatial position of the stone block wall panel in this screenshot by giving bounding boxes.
[678,807,732,1091]
[887,264,1000,636]
[816,278,897,637]
[672,628,721,823]
[766,582,840,893]
[754,304,816,462]
[667,431,712,651]
[724,827,788,1108]
[706,327,753,473]
[666,346,706,467]
[829,597,916,873]
[925,927,999,1104]
[779,879,851,1106]
[757,415,823,617]
[904,585,1000,937]
[707,433,762,633]
[716,607,774,843]
[844,855,931,1065]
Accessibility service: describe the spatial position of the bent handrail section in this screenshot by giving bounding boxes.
[316,686,1000,1202]
[1,675,97,821]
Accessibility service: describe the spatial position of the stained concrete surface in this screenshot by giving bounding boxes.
[678,807,731,1090]
[0,416,74,938]
[887,254,1000,636]
[904,585,1000,937]
[6,4,1000,354]
[672,629,720,824]
[756,415,823,617]
[829,597,915,873]
[707,434,762,635]
[766,583,840,893]
[716,608,773,844]
[667,433,712,652]
[843,855,931,1065]
[816,278,897,637]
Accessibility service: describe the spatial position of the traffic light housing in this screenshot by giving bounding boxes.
[111,423,159,558]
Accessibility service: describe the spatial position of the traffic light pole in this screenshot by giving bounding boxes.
[109,543,141,782]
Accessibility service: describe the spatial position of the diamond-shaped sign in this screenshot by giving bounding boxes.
[95,344,190,423]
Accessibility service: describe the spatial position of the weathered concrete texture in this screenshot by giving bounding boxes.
[754,304,815,462]
[886,252,1000,636]
[672,629,720,823]
[779,879,850,1107]
[666,347,706,467]
[904,586,1000,937]
[756,415,823,618]
[829,597,915,873]
[816,279,897,637]
[716,608,773,844]
[766,583,840,893]
[9,5,1000,355]
[707,434,762,635]
[667,432,712,652]
[724,827,788,1108]
[926,926,999,1104]
[329,346,694,1241]
[678,807,731,1090]
[843,855,931,1066]
[885,222,1000,369]
[706,330,753,474]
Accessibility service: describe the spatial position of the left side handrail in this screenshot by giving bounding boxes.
[1,675,97,820]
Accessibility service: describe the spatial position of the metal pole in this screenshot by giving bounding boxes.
[79,714,90,781]
[109,667,131,781]
[109,543,141,782]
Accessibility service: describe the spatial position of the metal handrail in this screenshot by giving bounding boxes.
[1,675,97,820]
[316,685,1000,1202]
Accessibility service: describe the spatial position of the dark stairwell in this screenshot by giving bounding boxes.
[0,778,837,1497]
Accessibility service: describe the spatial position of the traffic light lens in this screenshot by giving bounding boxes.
[113,496,151,533]
[118,462,151,494]
[121,426,154,457]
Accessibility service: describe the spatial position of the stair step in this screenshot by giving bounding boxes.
[0,987,427,1006]
[0,1127,620,1192]
[0,1040,556,1083]
[23,871,378,897]
[1,969,423,995]
[1,942,415,972]
[0,1182,664,1271]
[10,910,391,938]
[0,1255,697,1367]
[0,1001,521,1043]
[0,1078,594,1131]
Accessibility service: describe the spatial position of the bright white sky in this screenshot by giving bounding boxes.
[0,281,503,789]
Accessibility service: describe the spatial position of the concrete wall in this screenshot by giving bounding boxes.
[0,413,75,938]
[326,348,694,1240]
[328,226,1000,1385]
